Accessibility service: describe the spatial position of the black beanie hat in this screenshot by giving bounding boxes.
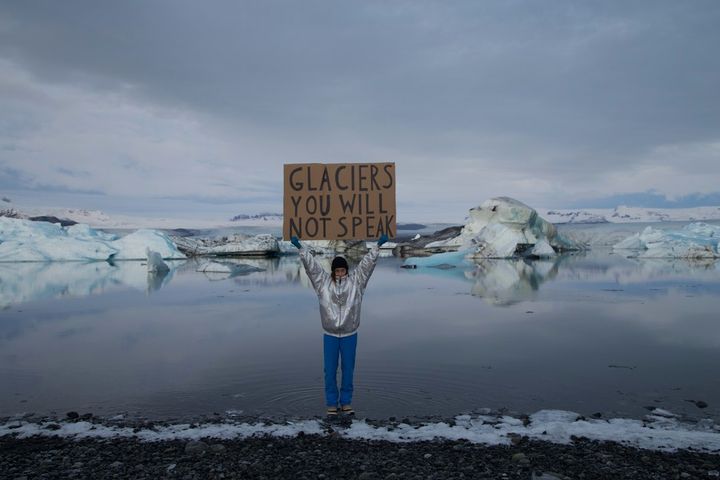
[331,256,349,271]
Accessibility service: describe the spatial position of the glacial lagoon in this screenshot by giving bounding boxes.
[1,224,719,423]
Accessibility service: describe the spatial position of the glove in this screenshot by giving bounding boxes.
[377,233,389,247]
[291,236,302,249]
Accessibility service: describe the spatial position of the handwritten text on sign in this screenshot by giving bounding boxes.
[283,163,396,240]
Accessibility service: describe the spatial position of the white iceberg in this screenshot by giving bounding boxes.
[279,239,364,255]
[174,234,279,256]
[146,249,170,273]
[112,229,186,260]
[0,218,118,261]
[613,223,720,259]
[203,234,278,255]
[529,238,556,258]
[420,197,580,259]
[0,218,185,262]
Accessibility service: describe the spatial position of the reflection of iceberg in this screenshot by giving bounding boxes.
[147,268,171,293]
[0,261,182,307]
[555,251,720,284]
[174,257,303,287]
[404,250,560,305]
[196,260,265,281]
[466,259,559,305]
[614,223,720,259]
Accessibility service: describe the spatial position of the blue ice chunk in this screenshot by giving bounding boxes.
[403,249,471,268]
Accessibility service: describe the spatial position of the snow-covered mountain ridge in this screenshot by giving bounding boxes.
[539,206,720,224]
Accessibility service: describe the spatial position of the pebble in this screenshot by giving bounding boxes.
[512,452,530,464]
[531,473,564,480]
[185,440,209,455]
[1,424,718,479]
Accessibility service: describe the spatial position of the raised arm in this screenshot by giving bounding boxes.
[352,234,387,290]
[293,236,329,293]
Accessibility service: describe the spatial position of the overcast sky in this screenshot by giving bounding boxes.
[1,0,719,222]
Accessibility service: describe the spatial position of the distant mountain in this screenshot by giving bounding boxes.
[229,213,283,222]
[540,206,720,224]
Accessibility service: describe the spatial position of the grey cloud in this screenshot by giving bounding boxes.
[2,0,719,166]
[1,1,720,218]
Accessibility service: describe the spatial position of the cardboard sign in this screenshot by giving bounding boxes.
[283,163,396,240]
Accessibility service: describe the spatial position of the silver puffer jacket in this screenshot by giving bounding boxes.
[299,245,380,337]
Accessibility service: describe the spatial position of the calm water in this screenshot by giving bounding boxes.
[1,224,719,422]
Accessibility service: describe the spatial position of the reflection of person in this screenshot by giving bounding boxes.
[292,234,388,416]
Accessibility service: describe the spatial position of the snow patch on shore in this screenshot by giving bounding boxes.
[2,410,719,453]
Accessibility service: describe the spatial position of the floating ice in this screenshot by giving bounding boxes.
[529,239,556,258]
[0,218,118,261]
[112,229,185,260]
[614,223,720,259]
[404,250,470,269]
[174,234,279,256]
[146,249,169,273]
[0,218,185,262]
[422,198,580,259]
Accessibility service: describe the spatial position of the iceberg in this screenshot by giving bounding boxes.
[146,249,170,273]
[173,234,279,257]
[403,250,470,269]
[529,238,556,258]
[0,218,185,262]
[613,223,720,259]
[112,229,186,260]
[279,239,383,256]
[411,197,581,260]
[0,218,118,261]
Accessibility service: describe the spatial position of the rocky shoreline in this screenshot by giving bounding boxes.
[2,430,719,480]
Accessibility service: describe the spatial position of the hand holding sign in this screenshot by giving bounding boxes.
[377,234,389,246]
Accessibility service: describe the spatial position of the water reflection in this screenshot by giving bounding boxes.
[2,253,719,308]
[0,260,181,307]
[466,258,560,305]
[1,251,720,421]
[423,253,720,305]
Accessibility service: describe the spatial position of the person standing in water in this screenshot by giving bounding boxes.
[291,234,388,416]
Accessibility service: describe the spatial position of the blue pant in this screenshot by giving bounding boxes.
[323,333,357,407]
